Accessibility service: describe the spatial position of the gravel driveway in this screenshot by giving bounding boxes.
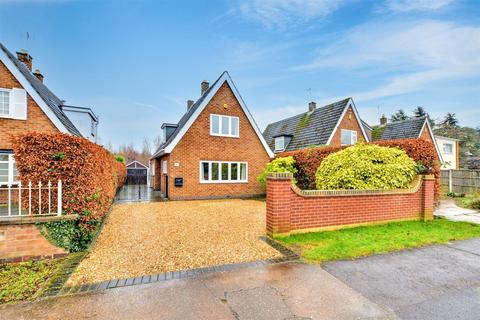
[68,199,281,285]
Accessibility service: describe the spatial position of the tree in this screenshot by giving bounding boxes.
[442,113,459,127]
[413,106,427,118]
[390,109,409,122]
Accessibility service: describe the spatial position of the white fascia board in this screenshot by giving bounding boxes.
[0,49,71,134]
[419,119,444,163]
[326,98,370,145]
[126,160,148,169]
[164,72,275,158]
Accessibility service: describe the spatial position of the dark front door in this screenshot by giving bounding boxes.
[164,175,168,198]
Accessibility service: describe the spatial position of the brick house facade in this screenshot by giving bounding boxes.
[151,72,274,200]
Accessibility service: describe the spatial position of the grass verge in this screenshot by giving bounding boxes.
[276,219,480,263]
[0,253,84,304]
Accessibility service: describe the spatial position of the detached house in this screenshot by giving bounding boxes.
[263,98,370,152]
[0,43,98,185]
[151,71,274,200]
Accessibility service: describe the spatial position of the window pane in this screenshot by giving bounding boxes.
[0,163,7,169]
[221,117,229,135]
[221,163,229,180]
[341,129,351,145]
[275,137,284,151]
[240,163,247,181]
[202,162,209,180]
[0,155,8,161]
[212,162,219,180]
[211,115,219,134]
[351,131,357,144]
[231,118,239,136]
[0,173,7,182]
[0,91,9,115]
[231,163,238,180]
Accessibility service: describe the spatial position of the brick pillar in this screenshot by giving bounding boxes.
[266,173,293,236]
[422,175,435,221]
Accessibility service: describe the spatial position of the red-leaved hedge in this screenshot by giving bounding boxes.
[279,138,440,200]
[12,132,126,231]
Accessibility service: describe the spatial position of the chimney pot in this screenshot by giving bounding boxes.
[380,114,388,125]
[16,49,33,71]
[33,69,44,83]
[187,99,194,110]
[308,101,316,113]
[201,80,209,95]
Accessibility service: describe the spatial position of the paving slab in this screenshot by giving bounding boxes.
[0,262,393,320]
[323,238,480,320]
[435,200,480,224]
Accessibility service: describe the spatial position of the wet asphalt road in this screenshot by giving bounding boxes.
[1,239,480,319]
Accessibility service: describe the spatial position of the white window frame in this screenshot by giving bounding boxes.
[210,114,240,138]
[443,143,453,155]
[274,136,285,152]
[199,161,248,184]
[341,129,358,145]
[0,153,19,185]
[0,88,12,118]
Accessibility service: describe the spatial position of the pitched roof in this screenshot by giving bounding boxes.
[374,117,427,140]
[0,43,82,136]
[152,71,274,159]
[263,98,368,152]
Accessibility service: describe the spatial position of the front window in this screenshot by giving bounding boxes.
[210,114,240,137]
[0,153,19,185]
[274,136,285,152]
[341,129,357,145]
[0,90,10,116]
[200,161,248,183]
[443,143,453,154]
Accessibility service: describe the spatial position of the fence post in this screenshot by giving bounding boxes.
[448,169,453,193]
[57,180,62,216]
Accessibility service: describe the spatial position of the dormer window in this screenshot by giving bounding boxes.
[210,114,239,137]
[274,136,285,152]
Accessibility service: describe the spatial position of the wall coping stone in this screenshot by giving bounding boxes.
[0,214,77,225]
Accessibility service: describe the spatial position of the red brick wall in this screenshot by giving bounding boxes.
[266,173,435,236]
[329,107,367,147]
[0,61,59,149]
[0,223,66,262]
[159,82,271,200]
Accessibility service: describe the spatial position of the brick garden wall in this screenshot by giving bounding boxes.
[266,173,435,236]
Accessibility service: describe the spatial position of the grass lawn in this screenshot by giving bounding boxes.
[276,219,480,263]
[0,253,83,304]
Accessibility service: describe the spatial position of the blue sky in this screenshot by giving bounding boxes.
[1,0,479,150]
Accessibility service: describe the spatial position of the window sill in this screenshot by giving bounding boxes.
[210,133,240,138]
[199,180,248,184]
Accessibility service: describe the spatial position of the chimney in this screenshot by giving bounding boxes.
[380,114,388,125]
[201,80,209,95]
[16,49,33,71]
[33,69,44,83]
[187,99,194,110]
[308,101,316,113]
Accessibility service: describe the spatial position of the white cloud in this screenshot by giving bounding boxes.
[385,0,454,12]
[293,20,480,102]
[238,0,346,28]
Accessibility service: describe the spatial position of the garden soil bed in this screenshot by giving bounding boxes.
[68,199,281,285]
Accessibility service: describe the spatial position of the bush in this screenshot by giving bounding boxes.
[257,156,298,186]
[280,139,441,199]
[315,144,417,190]
[115,155,125,164]
[12,132,126,251]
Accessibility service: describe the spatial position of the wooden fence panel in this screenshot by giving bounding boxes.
[441,170,480,194]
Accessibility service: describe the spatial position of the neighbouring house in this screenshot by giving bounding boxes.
[61,105,99,143]
[150,71,274,200]
[370,116,443,163]
[126,160,149,185]
[435,135,460,169]
[263,98,370,152]
[0,43,99,185]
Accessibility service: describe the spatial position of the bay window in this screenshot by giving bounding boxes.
[200,161,247,183]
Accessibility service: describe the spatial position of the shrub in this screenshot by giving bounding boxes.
[11,132,126,251]
[315,144,417,190]
[115,155,125,164]
[257,156,298,186]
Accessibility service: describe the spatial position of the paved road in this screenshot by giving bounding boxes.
[2,239,480,319]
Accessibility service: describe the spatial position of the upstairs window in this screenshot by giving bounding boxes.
[0,90,10,116]
[443,143,453,154]
[341,129,357,145]
[210,114,239,137]
[274,136,285,152]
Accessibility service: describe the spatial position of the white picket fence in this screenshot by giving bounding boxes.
[0,180,62,217]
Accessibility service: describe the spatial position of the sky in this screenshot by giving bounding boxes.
[0,0,479,150]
